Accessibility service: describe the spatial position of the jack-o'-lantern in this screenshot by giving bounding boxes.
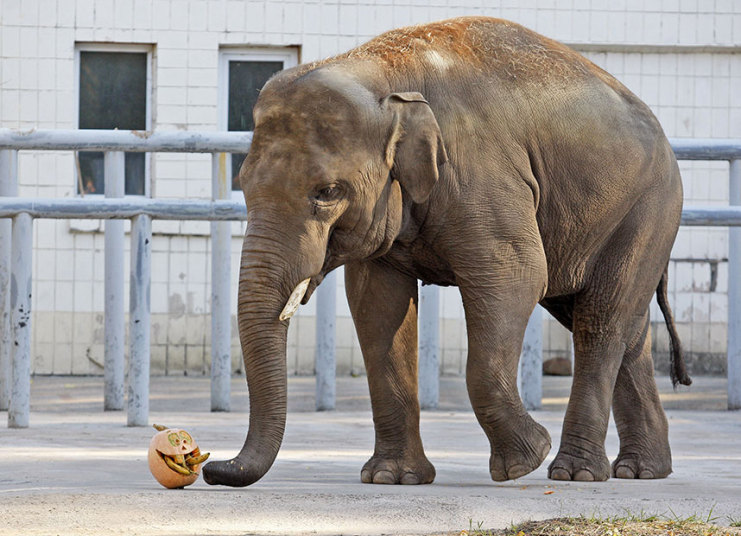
[148,424,210,489]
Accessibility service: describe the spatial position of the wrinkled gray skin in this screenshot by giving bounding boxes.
[203,17,690,488]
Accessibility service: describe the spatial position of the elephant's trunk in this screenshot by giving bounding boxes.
[203,227,315,487]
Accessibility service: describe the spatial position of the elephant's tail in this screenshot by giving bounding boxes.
[656,266,692,387]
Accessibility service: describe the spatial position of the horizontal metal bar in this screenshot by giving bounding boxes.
[1,129,740,161]
[680,206,741,226]
[0,197,246,220]
[1,199,739,226]
[669,138,741,160]
[0,129,253,153]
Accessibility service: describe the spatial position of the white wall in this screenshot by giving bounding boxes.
[1,0,739,375]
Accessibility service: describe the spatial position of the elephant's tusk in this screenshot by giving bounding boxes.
[279,278,311,321]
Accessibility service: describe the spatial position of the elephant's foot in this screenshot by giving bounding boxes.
[548,449,611,481]
[360,454,435,485]
[488,416,551,481]
[612,449,672,479]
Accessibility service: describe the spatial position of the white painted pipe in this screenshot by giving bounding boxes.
[0,197,247,220]
[8,212,32,428]
[315,270,337,411]
[127,214,152,426]
[519,306,543,411]
[0,149,18,411]
[211,153,231,412]
[418,284,440,410]
[0,128,253,153]
[728,159,741,410]
[1,198,740,226]
[104,151,125,411]
[2,130,741,160]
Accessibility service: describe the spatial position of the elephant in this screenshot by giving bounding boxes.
[203,16,691,488]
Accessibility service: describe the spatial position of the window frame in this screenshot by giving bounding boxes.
[74,42,154,198]
[218,47,299,198]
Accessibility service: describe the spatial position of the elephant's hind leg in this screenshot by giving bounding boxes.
[549,231,671,481]
[345,260,435,485]
[548,273,653,481]
[547,303,621,482]
[612,316,672,479]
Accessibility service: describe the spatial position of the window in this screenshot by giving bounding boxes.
[219,48,299,191]
[76,45,152,196]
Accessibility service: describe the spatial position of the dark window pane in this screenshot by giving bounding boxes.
[229,60,284,190]
[78,51,147,195]
[79,51,147,130]
[78,152,104,195]
[125,153,146,195]
[77,152,146,196]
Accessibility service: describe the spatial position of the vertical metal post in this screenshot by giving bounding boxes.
[0,149,18,411]
[728,159,741,410]
[104,151,125,410]
[8,212,32,428]
[211,152,231,411]
[418,284,440,410]
[519,305,543,411]
[127,214,151,426]
[315,270,337,411]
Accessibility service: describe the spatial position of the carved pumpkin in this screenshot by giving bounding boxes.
[147,426,209,489]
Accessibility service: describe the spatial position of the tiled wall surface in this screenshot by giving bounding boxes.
[1,0,740,375]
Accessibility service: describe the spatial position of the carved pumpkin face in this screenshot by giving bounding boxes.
[148,427,208,489]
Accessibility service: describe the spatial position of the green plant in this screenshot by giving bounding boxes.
[461,519,496,536]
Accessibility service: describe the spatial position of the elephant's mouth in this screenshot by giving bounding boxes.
[281,250,342,320]
[302,274,324,305]
[279,273,326,321]
[300,250,343,305]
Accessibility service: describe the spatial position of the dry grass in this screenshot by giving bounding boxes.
[455,515,741,536]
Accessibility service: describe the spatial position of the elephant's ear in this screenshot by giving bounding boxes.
[382,92,448,204]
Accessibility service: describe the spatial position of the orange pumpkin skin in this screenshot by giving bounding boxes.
[148,428,201,489]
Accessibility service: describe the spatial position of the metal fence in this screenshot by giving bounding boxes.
[1,128,740,429]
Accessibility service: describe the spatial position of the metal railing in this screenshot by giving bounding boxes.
[1,129,740,429]
[0,129,252,428]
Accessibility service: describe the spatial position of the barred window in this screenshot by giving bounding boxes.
[77,47,151,196]
[220,48,299,191]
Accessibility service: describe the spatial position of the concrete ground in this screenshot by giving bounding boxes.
[1,375,740,536]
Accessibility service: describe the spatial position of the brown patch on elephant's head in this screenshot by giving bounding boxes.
[342,18,484,68]
[333,17,595,86]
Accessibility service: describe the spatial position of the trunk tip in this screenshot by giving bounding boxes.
[202,458,265,487]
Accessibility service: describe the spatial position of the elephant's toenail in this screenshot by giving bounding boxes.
[614,466,636,479]
[490,469,508,482]
[549,468,572,481]
[573,469,596,481]
[372,470,396,484]
[400,473,421,485]
[360,469,373,483]
[507,464,530,480]
[638,470,656,479]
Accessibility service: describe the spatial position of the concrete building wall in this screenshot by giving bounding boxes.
[1,0,740,376]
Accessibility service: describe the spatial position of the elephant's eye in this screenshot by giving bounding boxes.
[314,184,343,204]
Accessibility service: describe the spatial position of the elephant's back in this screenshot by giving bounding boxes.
[342,17,605,89]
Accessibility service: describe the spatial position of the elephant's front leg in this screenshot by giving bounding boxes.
[345,260,435,485]
[458,253,551,481]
